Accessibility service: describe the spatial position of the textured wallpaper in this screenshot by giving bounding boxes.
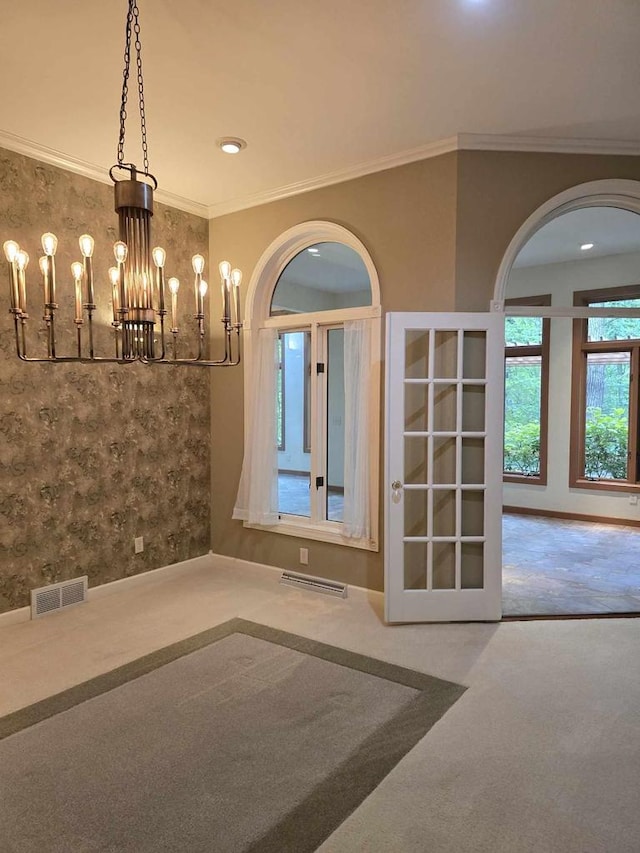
[0,148,211,613]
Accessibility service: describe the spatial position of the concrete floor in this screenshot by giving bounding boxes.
[1,556,640,852]
[502,513,640,616]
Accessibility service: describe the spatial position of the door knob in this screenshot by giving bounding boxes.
[391,480,402,490]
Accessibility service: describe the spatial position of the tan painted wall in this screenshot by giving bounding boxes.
[209,154,459,591]
[210,148,640,593]
[455,150,640,311]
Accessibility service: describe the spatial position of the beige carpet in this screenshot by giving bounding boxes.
[0,619,464,853]
[1,558,639,852]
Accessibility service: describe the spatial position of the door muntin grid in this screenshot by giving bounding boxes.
[402,328,488,591]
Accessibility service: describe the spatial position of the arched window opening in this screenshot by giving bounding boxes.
[234,222,381,550]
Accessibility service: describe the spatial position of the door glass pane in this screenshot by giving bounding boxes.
[461,490,484,536]
[326,329,345,522]
[434,331,458,379]
[462,438,484,484]
[277,331,311,517]
[584,351,630,480]
[462,385,485,432]
[461,543,484,589]
[404,489,429,537]
[432,543,456,589]
[404,436,429,485]
[433,437,456,484]
[404,542,428,589]
[433,384,457,431]
[504,355,541,475]
[587,299,640,342]
[433,489,456,536]
[463,331,486,379]
[405,330,430,379]
[404,382,429,431]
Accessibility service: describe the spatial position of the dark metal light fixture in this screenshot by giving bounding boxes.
[4,0,242,367]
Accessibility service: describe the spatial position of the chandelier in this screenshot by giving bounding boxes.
[3,0,242,367]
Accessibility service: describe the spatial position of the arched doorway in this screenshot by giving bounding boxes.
[494,180,640,616]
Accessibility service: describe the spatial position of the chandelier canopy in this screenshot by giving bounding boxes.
[3,0,242,367]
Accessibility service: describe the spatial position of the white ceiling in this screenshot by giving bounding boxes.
[513,207,640,268]
[1,0,640,216]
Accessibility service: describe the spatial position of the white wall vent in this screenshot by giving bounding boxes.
[280,571,348,598]
[30,576,88,619]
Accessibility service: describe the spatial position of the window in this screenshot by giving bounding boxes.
[272,244,369,528]
[571,285,640,490]
[503,296,551,484]
[234,222,381,550]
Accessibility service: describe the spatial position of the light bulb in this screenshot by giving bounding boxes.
[168,277,180,294]
[152,246,166,268]
[39,256,48,275]
[199,279,208,297]
[192,254,205,275]
[79,234,94,258]
[114,241,128,264]
[231,268,242,287]
[218,260,231,280]
[109,267,120,286]
[71,262,83,281]
[218,137,246,154]
[3,240,20,263]
[41,232,58,256]
[16,250,29,271]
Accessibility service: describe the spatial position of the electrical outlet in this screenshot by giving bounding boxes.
[629,494,638,506]
[299,547,309,566]
[134,536,144,554]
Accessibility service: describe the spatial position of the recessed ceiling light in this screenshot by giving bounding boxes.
[217,137,247,154]
[307,247,320,254]
[580,242,594,251]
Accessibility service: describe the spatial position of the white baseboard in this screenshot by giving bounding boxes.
[0,553,217,628]
[0,551,383,629]
[0,605,31,627]
[88,553,216,601]
[209,552,384,605]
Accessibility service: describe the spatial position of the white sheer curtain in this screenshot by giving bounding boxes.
[232,328,280,525]
[343,318,372,539]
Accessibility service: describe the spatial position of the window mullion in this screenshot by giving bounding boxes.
[630,347,640,483]
[309,323,325,523]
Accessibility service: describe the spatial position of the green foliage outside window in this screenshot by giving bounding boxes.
[504,422,540,475]
[583,407,628,480]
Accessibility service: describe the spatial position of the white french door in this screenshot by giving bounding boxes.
[385,312,503,622]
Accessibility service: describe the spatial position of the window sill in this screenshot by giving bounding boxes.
[503,474,547,486]
[570,478,638,494]
[243,518,379,552]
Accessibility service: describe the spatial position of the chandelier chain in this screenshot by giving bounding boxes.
[117,0,149,175]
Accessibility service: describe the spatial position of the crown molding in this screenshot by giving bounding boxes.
[206,136,460,218]
[208,132,640,219]
[0,129,208,218]
[2,127,639,223]
[458,132,640,157]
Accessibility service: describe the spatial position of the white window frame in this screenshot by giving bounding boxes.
[241,221,382,550]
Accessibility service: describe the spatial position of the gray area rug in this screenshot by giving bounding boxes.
[0,618,465,852]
